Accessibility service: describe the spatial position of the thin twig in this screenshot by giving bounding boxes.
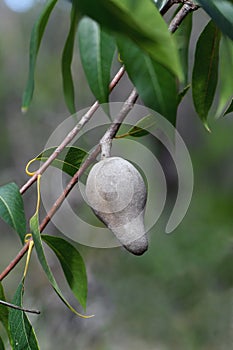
[100,89,138,158]
[169,1,199,33]
[0,300,40,314]
[20,66,125,195]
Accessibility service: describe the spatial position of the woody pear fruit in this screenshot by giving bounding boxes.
[85,157,148,255]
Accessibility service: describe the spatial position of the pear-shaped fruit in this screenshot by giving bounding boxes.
[85,157,148,255]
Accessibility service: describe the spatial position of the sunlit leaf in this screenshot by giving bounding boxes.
[8,281,39,350]
[36,146,88,177]
[62,1,81,114]
[117,37,178,124]
[42,235,87,310]
[127,115,157,137]
[78,17,116,105]
[30,214,92,318]
[216,36,233,117]
[76,0,183,80]
[22,0,58,112]
[196,0,233,40]
[192,20,221,129]
[0,183,26,244]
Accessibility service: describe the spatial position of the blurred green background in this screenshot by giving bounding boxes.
[0,1,232,349]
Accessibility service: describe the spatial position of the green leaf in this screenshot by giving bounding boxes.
[35,146,88,177]
[0,283,9,332]
[62,1,80,114]
[78,17,116,104]
[0,337,5,350]
[8,281,39,350]
[216,36,233,117]
[196,0,233,40]
[22,0,58,112]
[76,0,183,80]
[0,283,13,349]
[127,115,157,137]
[224,99,233,116]
[42,235,87,310]
[178,84,191,104]
[117,37,178,124]
[192,20,221,129]
[30,214,92,318]
[174,11,193,86]
[0,183,26,244]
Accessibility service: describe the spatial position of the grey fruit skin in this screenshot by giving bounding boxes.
[85,157,148,255]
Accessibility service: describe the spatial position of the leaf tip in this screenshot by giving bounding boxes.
[73,309,95,319]
[204,122,211,133]
[21,106,28,114]
[82,313,95,319]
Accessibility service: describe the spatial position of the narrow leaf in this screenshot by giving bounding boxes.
[174,11,193,86]
[42,235,87,310]
[192,20,221,129]
[178,84,191,104]
[22,0,58,112]
[0,183,26,244]
[0,283,13,349]
[224,99,233,116]
[35,146,88,177]
[8,281,39,350]
[127,115,157,137]
[0,283,8,332]
[62,1,80,114]
[117,37,178,124]
[0,337,5,350]
[216,36,233,117]
[196,0,233,40]
[30,214,92,318]
[76,0,183,80]
[78,17,116,104]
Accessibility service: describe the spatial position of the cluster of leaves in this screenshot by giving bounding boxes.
[0,0,233,349]
[0,182,89,349]
[22,0,233,128]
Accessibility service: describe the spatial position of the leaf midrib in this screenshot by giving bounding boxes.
[0,195,16,229]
